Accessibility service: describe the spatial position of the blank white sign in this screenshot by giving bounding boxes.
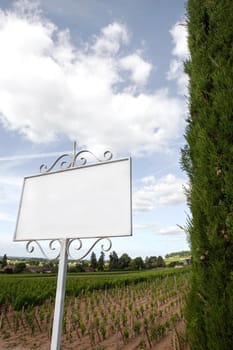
[14,158,132,240]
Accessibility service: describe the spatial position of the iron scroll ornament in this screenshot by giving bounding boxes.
[68,237,112,260]
[26,238,112,261]
[40,147,113,173]
[26,239,61,260]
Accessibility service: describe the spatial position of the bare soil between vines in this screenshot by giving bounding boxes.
[0,319,188,350]
[0,272,190,349]
[0,300,189,350]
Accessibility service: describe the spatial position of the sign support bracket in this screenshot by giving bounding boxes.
[50,238,68,350]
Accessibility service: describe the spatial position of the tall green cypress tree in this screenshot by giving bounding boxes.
[182,1,233,349]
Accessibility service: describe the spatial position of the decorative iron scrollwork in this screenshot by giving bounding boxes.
[40,154,71,173]
[40,141,113,173]
[26,239,61,260]
[68,237,112,260]
[26,237,112,261]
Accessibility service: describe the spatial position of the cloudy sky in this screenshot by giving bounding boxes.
[0,0,189,259]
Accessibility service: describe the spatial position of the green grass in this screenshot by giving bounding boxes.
[165,254,191,265]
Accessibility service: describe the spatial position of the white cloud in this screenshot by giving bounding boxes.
[0,232,36,257]
[120,53,152,84]
[0,151,69,162]
[170,22,189,58]
[92,21,129,55]
[133,222,185,237]
[133,222,158,230]
[141,175,156,185]
[0,1,186,156]
[133,174,186,212]
[167,21,189,96]
[0,212,15,222]
[157,225,184,235]
[0,175,22,204]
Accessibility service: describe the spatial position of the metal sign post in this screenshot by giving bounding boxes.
[50,239,68,350]
[14,142,132,350]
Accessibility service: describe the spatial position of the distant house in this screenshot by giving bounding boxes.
[84,266,94,272]
[28,266,42,273]
[3,265,16,273]
[184,258,192,265]
[28,266,53,273]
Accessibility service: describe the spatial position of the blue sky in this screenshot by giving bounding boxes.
[0,0,190,259]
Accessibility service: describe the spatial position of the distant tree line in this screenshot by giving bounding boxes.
[1,250,191,274]
[87,251,166,272]
[68,251,166,273]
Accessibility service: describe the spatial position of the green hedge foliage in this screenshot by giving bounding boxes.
[182,1,233,349]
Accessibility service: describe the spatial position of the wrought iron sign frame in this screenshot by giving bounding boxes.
[15,142,131,350]
[23,141,115,263]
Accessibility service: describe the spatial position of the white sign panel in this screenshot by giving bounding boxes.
[14,158,132,240]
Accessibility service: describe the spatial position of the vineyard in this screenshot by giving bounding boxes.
[0,268,190,349]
